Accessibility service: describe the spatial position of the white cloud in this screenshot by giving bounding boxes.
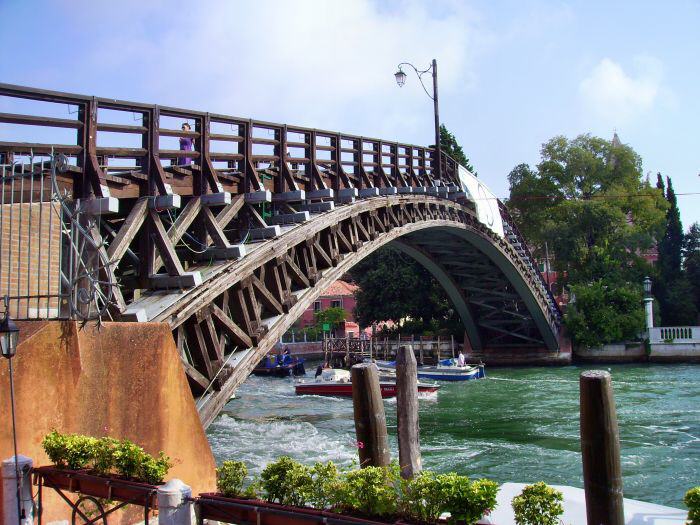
[579,56,664,124]
[77,0,485,145]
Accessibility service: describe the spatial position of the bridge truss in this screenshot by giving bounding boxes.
[0,84,561,427]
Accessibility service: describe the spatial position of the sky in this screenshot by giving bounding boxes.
[1,0,698,228]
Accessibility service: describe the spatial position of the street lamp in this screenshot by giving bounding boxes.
[643,276,652,297]
[394,59,442,178]
[1,296,22,524]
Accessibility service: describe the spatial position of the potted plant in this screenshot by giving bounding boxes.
[37,431,171,507]
[511,482,564,525]
[199,456,499,525]
[685,486,700,525]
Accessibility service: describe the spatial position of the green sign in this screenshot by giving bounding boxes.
[322,323,331,332]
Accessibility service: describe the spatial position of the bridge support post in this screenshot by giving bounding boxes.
[351,363,390,468]
[580,370,624,525]
[396,346,421,479]
[157,478,193,525]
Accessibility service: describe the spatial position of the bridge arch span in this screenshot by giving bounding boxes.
[135,194,561,427]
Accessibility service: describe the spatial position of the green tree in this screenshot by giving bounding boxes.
[440,124,475,174]
[656,177,692,324]
[349,247,459,335]
[507,134,666,277]
[314,307,346,329]
[683,223,700,316]
[565,281,645,347]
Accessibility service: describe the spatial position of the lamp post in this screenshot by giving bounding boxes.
[643,277,654,331]
[394,59,441,178]
[1,296,21,524]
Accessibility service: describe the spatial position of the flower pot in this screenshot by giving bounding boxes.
[33,466,159,508]
[198,494,324,525]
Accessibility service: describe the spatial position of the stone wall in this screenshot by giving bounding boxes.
[0,321,217,524]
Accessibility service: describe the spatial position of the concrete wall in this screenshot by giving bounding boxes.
[0,321,216,524]
[574,343,647,363]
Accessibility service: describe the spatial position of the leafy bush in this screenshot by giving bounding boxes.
[685,486,700,525]
[260,456,313,507]
[138,452,172,485]
[92,437,119,475]
[113,440,146,479]
[511,482,564,525]
[440,473,499,525]
[309,461,341,509]
[336,465,399,518]
[42,430,70,467]
[217,460,248,498]
[41,431,171,484]
[400,470,446,522]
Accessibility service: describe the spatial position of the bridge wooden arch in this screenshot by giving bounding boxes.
[133,194,562,427]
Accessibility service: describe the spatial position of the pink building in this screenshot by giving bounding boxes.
[298,280,362,337]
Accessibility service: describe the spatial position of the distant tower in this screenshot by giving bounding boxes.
[609,130,622,169]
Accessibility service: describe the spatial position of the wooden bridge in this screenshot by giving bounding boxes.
[0,83,562,427]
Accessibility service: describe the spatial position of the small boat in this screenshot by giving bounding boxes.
[295,368,440,398]
[252,355,306,377]
[375,358,486,381]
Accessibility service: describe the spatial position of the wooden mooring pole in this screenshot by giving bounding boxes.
[580,370,624,525]
[351,363,390,467]
[396,346,421,479]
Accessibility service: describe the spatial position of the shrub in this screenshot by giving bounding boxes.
[336,465,399,518]
[138,451,172,485]
[260,456,313,507]
[64,435,98,470]
[441,473,499,525]
[309,461,341,509]
[113,440,147,479]
[42,430,69,467]
[399,470,446,522]
[685,486,700,525]
[92,437,119,475]
[217,460,248,498]
[511,482,564,525]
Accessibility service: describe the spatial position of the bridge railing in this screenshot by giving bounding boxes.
[0,83,461,202]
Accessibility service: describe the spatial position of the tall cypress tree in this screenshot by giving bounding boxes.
[440,125,476,174]
[657,176,687,324]
[656,172,665,192]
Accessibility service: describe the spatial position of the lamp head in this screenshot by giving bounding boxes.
[0,312,18,359]
[394,68,406,87]
[643,276,652,295]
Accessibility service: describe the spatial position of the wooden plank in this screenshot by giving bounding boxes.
[106,198,148,264]
[251,275,284,315]
[148,209,185,276]
[193,322,215,379]
[202,207,231,248]
[182,360,210,390]
[216,195,245,228]
[210,302,253,349]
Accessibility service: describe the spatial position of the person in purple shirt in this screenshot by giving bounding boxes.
[178,122,193,165]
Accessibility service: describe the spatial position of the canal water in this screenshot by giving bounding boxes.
[207,364,699,508]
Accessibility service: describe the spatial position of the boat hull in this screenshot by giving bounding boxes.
[295,382,439,398]
[375,361,486,381]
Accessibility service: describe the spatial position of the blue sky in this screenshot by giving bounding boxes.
[1,0,698,227]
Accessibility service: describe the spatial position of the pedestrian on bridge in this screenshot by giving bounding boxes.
[179,122,193,165]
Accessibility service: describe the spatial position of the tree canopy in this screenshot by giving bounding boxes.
[440,124,475,174]
[507,134,667,285]
[507,134,668,346]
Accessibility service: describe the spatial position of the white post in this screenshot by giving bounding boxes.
[2,455,33,525]
[643,276,654,331]
[158,479,193,525]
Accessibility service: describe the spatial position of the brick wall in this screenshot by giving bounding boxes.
[0,202,62,318]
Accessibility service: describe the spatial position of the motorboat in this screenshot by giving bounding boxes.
[375,358,485,381]
[252,354,306,377]
[294,368,440,398]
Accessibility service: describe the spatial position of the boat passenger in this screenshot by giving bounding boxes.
[315,364,324,378]
[282,348,293,365]
[457,351,466,367]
